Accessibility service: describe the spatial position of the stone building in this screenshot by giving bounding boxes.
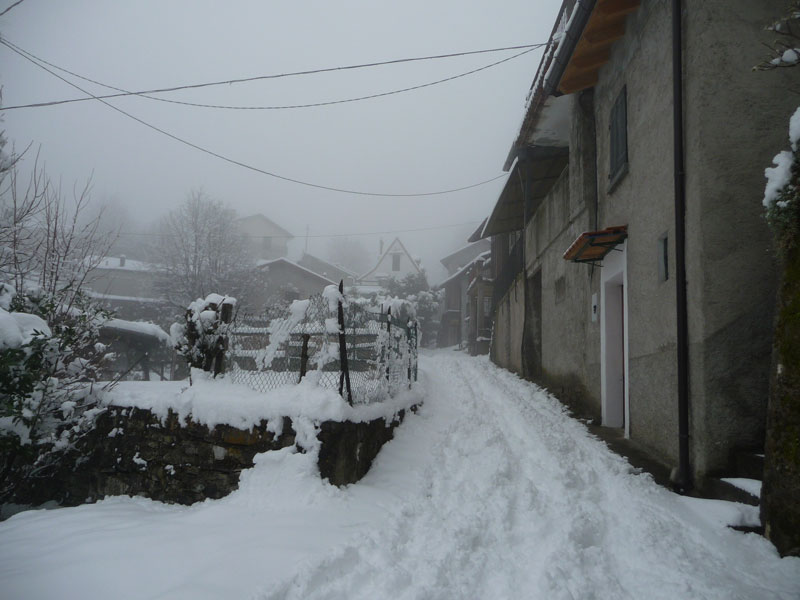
[480,0,797,489]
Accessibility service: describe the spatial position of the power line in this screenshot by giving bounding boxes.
[0,0,26,18]
[1,38,510,198]
[116,220,483,240]
[0,38,546,111]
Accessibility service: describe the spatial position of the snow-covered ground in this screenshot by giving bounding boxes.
[1,352,798,599]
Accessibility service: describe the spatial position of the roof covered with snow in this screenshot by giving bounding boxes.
[438,250,490,287]
[439,240,491,274]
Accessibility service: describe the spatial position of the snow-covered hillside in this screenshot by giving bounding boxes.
[1,352,798,599]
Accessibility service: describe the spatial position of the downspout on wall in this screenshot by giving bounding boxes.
[671,0,692,494]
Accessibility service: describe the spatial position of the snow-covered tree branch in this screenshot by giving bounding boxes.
[755,2,800,71]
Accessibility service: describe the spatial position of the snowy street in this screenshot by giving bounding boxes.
[1,351,798,599]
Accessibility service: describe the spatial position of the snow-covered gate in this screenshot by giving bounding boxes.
[227,287,418,404]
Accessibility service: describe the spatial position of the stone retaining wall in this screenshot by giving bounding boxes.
[13,404,411,508]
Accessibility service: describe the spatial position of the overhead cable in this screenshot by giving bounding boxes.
[0,0,26,18]
[116,219,483,240]
[0,38,546,111]
[1,39,510,198]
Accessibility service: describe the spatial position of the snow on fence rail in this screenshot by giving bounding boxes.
[227,284,418,404]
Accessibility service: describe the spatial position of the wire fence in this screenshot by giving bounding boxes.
[227,287,418,404]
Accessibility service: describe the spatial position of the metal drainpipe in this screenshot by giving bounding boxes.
[519,156,529,378]
[672,0,692,493]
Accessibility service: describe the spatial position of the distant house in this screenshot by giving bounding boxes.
[236,214,293,262]
[437,238,492,348]
[480,0,796,491]
[357,238,421,288]
[437,250,491,350]
[297,253,357,287]
[439,239,490,276]
[84,256,173,326]
[465,253,493,356]
[245,258,336,311]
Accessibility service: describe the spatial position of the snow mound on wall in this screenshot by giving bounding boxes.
[104,319,171,344]
[102,369,421,430]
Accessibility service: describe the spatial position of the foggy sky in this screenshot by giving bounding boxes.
[0,0,560,282]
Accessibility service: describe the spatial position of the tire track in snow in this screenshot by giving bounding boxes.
[257,353,800,600]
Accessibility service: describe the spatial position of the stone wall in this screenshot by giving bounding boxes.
[12,404,410,509]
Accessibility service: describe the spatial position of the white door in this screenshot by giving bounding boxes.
[600,243,629,434]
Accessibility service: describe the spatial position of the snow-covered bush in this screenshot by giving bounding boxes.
[0,286,112,499]
[763,106,800,254]
[761,104,800,556]
[172,293,236,377]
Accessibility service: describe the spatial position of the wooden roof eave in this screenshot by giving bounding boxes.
[480,146,569,240]
[556,0,640,96]
[481,174,524,239]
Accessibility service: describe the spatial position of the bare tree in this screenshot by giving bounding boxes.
[0,151,113,309]
[152,190,254,306]
[0,143,117,500]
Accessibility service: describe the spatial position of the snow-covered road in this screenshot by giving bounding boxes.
[263,352,798,599]
[1,352,798,599]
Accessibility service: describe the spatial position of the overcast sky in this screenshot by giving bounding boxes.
[0,0,560,282]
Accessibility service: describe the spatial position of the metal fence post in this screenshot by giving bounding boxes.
[386,306,392,382]
[407,323,412,387]
[337,280,353,405]
[298,333,310,383]
[413,322,418,382]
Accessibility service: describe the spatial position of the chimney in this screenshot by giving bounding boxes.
[119,255,126,267]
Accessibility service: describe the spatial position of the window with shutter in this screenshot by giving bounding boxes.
[609,86,628,188]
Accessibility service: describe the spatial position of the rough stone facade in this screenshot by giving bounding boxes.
[488,0,798,487]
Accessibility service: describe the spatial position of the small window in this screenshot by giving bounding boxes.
[609,86,628,188]
[262,236,272,251]
[392,254,401,271]
[658,234,669,282]
[483,296,491,317]
[555,276,566,304]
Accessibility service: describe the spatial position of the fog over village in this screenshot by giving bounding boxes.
[0,0,560,284]
[1,0,800,598]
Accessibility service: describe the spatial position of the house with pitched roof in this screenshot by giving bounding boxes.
[297,253,357,287]
[356,238,421,289]
[246,257,336,310]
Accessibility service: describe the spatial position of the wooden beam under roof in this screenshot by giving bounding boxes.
[571,46,612,70]
[596,0,641,16]
[584,20,627,45]
[559,70,600,95]
[556,0,640,96]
